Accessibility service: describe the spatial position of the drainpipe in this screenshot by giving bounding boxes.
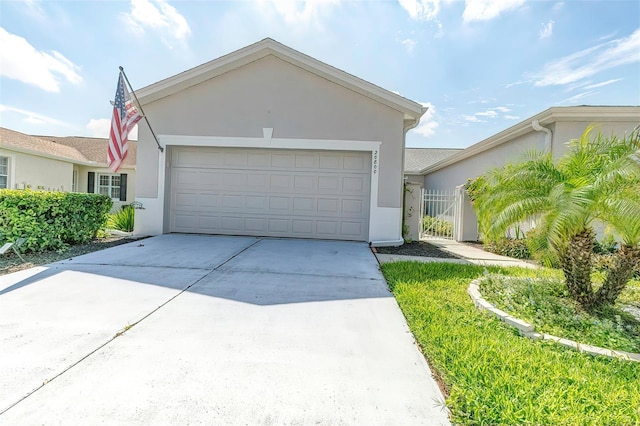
[531,119,552,153]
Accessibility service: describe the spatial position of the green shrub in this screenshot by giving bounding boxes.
[0,189,112,252]
[422,215,453,237]
[485,237,530,259]
[480,274,640,352]
[107,205,135,232]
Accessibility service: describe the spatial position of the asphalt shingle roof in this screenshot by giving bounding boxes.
[404,148,462,173]
[0,127,90,163]
[46,136,137,167]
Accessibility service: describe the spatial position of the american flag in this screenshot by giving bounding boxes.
[108,73,142,172]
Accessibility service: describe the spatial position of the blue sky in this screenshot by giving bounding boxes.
[1,0,639,149]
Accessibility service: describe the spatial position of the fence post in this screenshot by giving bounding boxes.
[455,185,479,242]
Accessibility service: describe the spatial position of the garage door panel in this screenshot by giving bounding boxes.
[170,148,370,241]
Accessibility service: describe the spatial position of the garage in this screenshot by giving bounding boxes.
[169,146,371,241]
[133,39,425,245]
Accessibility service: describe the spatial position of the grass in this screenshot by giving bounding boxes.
[480,274,640,352]
[381,261,640,425]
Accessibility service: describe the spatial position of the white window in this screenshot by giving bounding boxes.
[0,156,8,189]
[98,174,121,200]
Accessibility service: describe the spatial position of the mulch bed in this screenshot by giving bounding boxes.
[374,241,461,259]
[0,237,142,276]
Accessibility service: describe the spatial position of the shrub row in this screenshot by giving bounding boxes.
[422,215,453,237]
[0,190,112,252]
[484,238,531,259]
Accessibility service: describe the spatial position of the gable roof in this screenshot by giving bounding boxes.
[404,148,462,174]
[0,127,137,168]
[0,127,91,164]
[135,38,426,123]
[47,136,137,168]
[419,105,640,175]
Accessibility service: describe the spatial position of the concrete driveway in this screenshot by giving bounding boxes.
[0,235,449,425]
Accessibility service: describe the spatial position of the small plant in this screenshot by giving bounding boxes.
[485,238,530,259]
[422,215,453,237]
[464,175,487,204]
[106,205,135,232]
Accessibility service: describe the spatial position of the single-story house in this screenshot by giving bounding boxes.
[414,106,640,240]
[0,127,137,211]
[133,38,426,245]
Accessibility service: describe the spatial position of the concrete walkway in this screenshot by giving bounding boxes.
[376,238,536,269]
[0,235,449,425]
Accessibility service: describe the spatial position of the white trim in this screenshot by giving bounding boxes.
[133,134,403,243]
[0,154,12,189]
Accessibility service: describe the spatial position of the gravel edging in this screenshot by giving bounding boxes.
[467,279,640,363]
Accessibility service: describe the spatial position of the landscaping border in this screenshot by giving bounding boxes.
[467,279,640,363]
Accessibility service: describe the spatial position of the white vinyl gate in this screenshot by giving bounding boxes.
[420,189,459,240]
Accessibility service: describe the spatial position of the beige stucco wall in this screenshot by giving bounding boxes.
[424,131,546,191]
[76,166,137,212]
[551,120,639,158]
[0,148,73,191]
[137,55,406,208]
[424,119,639,191]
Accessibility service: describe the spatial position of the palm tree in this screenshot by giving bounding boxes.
[473,126,640,311]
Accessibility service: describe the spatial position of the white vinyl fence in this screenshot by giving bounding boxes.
[420,189,460,240]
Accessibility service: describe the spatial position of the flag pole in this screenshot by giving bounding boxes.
[119,66,164,153]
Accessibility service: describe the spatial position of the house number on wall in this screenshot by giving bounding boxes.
[372,150,378,174]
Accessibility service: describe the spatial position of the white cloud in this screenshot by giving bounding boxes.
[532,28,640,86]
[86,118,111,138]
[598,31,617,41]
[258,0,342,24]
[505,79,531,88]
[0,27,82,92]
[462,0,525,23]
[398,0,440,21]
[539,20,554,39]
[493,106,510,112]
[413,102,439,137]
[584,78,623,89]
[122,0,191,48]
[401,38,417,54]
[463,115,485,123]
[476,110,497,117]
[558,90,597,104]
[86,118,138,140]
[504,115,520,120]
[0,104,74,128]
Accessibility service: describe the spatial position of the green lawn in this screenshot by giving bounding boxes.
[381,261,640,425]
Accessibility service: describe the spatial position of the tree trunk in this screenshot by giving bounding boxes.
[561,229,596,310]
[594,244,640,307]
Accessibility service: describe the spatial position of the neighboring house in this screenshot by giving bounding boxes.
[48,136,137,211]
[417,106,640,240]
[0,127,137,211]
[133,38,425,245]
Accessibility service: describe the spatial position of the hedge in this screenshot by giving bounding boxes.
[0,190,112,252]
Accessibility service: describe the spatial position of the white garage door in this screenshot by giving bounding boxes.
[169,147,371,241]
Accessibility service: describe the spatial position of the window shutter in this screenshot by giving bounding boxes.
[120,174,127,201]
[88,172,95,193]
